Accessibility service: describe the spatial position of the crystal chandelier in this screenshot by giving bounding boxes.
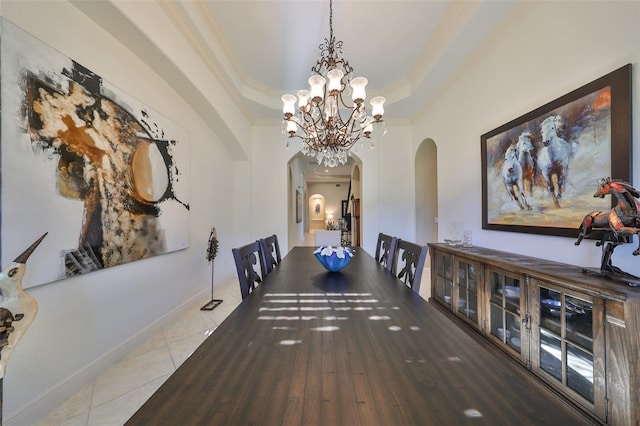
[281,0,386,168]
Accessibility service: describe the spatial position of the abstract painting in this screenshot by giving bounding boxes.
[1,19,190,287]
[481,64,631,237]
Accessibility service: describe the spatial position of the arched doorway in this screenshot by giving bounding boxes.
[308,194,326,230]
[287,152,362,247]
[415,138,438,252]
[350,164,362,247]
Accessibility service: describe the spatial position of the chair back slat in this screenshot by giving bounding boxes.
[392,240,428,292]
[260,234,281,274]
[375,233,397,272]
[232,241,266,300]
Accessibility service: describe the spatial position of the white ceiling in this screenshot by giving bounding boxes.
[300,155,354,183]
[73,0,519,180]
[169,0,518,179]
[172,0,518,122]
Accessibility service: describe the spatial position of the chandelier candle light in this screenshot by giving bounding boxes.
[281,0,386,168]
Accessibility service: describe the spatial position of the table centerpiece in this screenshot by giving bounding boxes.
[313,245,354,272]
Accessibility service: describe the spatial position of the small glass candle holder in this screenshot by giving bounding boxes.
[462,229,472,247]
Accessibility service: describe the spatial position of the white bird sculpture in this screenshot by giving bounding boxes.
[0,233,47,379]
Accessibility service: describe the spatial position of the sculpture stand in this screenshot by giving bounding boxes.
[200,262,222,311]
[581,238,640,287]
[574,179,640,286]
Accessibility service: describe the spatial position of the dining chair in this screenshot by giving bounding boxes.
[232,241,267,300]
[374,232,397,272]
[259,234,281,274]
[314,230,342,247]
[392,240,428,293]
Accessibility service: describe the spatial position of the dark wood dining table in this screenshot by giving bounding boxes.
[127,247,594,425]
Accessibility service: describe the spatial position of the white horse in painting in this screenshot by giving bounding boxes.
[516,131,536,197]
[538,115,573,208]
[502,144,531,210]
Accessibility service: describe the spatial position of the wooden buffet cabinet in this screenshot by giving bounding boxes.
[428,243,640,425]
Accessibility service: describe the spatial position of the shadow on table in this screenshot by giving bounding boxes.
[310,271,350,292]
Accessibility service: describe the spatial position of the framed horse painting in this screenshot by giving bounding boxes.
[481,64,631,237]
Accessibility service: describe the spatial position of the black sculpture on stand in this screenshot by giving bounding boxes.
[575,178,640,286]
[201,227,223,310]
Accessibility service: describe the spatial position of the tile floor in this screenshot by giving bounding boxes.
[35,235,431,426]
[35,279,243,426]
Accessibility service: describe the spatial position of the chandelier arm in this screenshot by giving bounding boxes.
[298,113,316,128]
[340,108,359,131]
[335,92,355,110]
[297,110,325,134]
[345,121,360,149]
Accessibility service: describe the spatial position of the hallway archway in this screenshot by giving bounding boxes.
[415,138,438,251]
[287,152,362,248]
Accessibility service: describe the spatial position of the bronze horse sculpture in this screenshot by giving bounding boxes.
[575,178,640,281]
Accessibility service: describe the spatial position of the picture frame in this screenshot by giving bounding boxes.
[296,190,302,223]
[310,196,324,221]
[0,19,190,287]
[481,64,632,238]
[342,200,349,217]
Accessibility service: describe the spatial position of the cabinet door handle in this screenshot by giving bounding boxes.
[522,313,531,331]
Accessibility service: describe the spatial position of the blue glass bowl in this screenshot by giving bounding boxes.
[314,247,354,272]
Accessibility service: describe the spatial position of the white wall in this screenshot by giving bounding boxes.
[413,1,640,275]
[288,157,306,248]
[251,123,293,252]
[2,0,638,423]
[0,1,249,423]
[360,123,415,253]
[251,121,416,257]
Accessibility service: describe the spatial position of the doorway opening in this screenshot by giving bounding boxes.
[415,138,438,256]
[287,152,362,248]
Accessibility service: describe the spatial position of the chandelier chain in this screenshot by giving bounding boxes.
[329,0,333,47]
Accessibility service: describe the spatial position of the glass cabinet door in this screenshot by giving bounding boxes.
[434,251,453,306]
[488,269,523,355]
[456,259,480,327]
[536,284,594,404]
